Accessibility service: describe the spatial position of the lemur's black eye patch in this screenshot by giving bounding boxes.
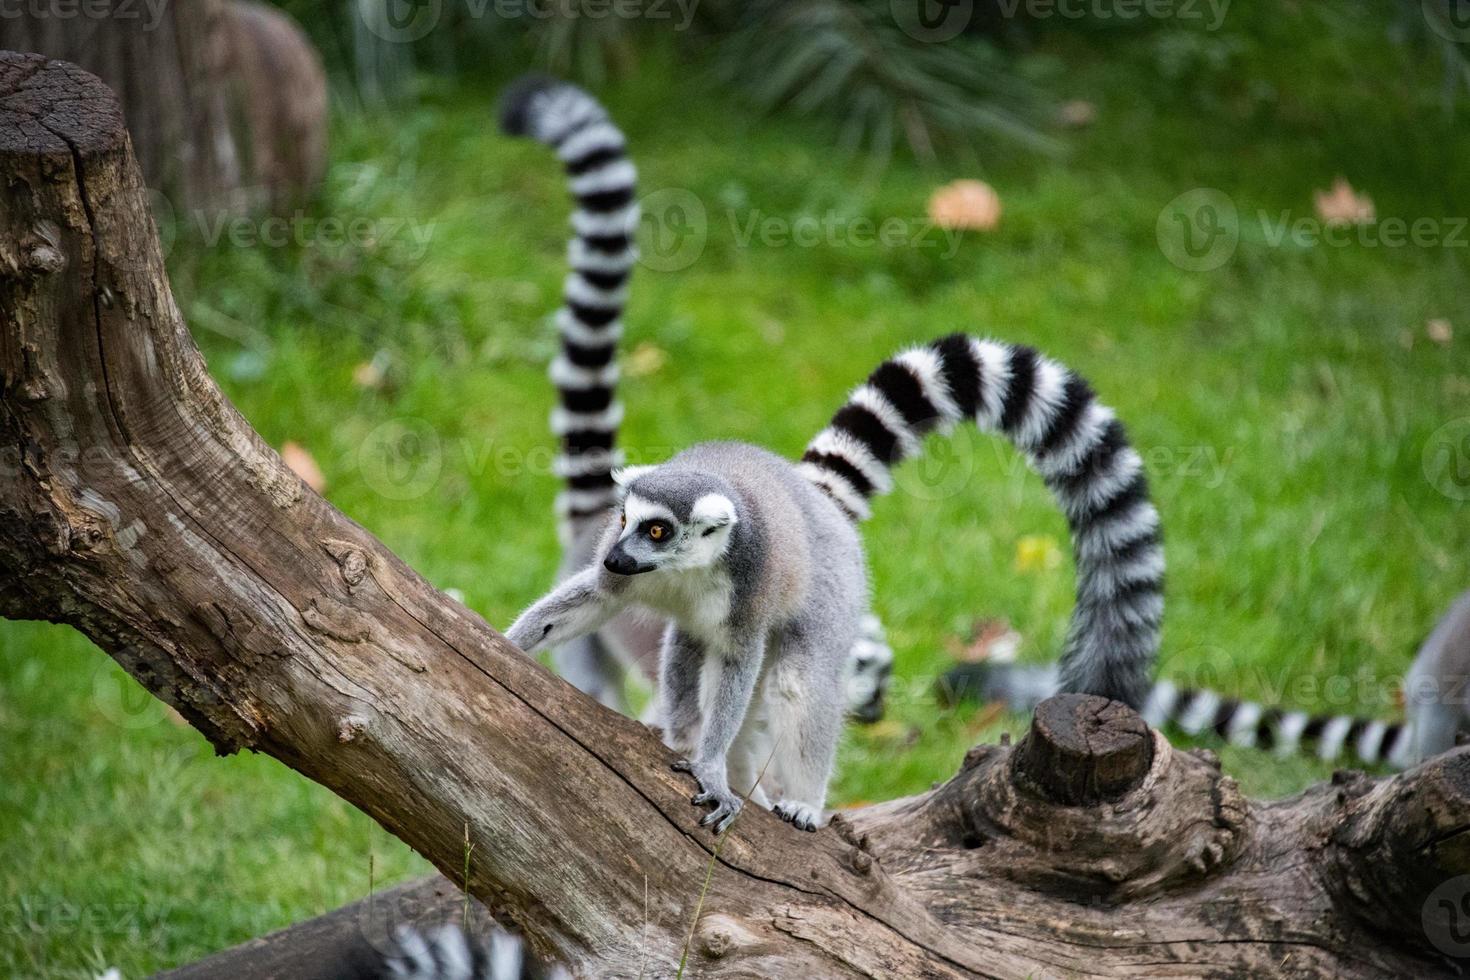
[640,519,673,542]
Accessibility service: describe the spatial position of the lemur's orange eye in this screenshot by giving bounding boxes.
[648,523,666,541]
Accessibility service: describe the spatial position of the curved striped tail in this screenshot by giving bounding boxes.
[800,335,1164,708]
[499,75,639,524]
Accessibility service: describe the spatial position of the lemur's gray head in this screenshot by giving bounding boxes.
[602,466,738,575]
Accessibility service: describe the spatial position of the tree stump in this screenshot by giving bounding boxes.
[3,54,1470,978]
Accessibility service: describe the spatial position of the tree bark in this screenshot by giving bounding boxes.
[3,53,1469,979]
[0,0,326,214]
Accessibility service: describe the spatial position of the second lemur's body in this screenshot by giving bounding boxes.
[510,334,1164,831]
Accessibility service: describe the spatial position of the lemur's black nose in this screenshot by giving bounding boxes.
[604,549,639,575]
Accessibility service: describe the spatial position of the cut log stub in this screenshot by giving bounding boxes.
[1012,693,1154,806]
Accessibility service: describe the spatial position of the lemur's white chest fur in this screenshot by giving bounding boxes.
[632,565,733,644]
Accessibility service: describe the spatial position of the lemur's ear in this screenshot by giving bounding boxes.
[691,493,737,532]
[612,464,658,489]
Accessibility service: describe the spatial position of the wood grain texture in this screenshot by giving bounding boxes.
[2,53,1468,978]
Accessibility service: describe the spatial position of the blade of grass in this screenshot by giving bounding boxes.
[675,745,780,979]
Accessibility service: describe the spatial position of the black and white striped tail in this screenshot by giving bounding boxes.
[942,661,1419,769]
[800,335,1164,708]
[500,74,638,524]
[376,920,570,980]
[1141,679,1418,769]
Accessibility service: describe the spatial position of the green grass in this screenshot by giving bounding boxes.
[5,6,1470,975]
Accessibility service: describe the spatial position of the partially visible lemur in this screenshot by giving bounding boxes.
[943,588,1470,770]
[499,75,894,724]
[508,336,1165,831]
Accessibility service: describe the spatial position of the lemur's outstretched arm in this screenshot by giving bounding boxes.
[505,566,628,655]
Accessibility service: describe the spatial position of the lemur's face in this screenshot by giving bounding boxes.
[603,488,737,575]
[844,615,894,723]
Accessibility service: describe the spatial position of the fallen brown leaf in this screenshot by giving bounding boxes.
[281,441,325,493]
[625,340,667,378]
[1313,177,1374,227]
[1059,99,1096,128]
[928,179,1002,232]
[945,617,1023,664]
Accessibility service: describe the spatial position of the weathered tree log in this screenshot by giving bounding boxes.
[3,54,1470,978]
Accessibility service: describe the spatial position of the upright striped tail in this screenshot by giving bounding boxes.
[799,335,1165,708]
[499,75,639,524]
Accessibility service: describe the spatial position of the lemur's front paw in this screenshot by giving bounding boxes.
[672,759,742,834]
[505,613,553,653]
[773,800,822,832]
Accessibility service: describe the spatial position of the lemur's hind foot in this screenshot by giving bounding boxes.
[772,800,822,832]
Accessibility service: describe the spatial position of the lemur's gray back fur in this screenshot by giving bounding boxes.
[799,335,1165,708]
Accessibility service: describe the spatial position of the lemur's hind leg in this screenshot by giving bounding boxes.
[765,632,846,831]
[553,634,628,713]
[726,667,775,810]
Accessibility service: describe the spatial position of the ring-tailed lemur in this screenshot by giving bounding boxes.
[507,335,1164,832]
[941,588,1470,770]
[499,75,895,724]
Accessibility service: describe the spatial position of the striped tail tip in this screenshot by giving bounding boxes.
[497,73,567,137]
